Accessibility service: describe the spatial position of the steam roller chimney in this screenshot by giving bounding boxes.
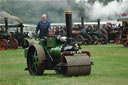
[97,19,100,29]
[65,11,73,44]
[81,17,84,29]
[4,18,8,32]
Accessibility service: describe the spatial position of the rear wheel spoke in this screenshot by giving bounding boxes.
[124,41,128,45]
[122,38,127,41]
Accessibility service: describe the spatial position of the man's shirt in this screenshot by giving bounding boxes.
[36,20,51,37]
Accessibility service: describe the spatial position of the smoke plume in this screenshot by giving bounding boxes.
[86,0,128,20]
[0,11,23,23]
[1,0,128,23]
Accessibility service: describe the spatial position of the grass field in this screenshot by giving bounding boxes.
[0,44,128,85]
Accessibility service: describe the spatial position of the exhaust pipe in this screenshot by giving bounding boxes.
[81,17,84,29]
[65,11,73,44]
[4,18,8,32]
[19,23,24,34]
[97,19,100,29]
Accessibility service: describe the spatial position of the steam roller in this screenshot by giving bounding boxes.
[117,15,128,48]
[24,11,93,76]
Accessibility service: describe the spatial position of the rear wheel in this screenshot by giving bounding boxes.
[27,44,46,75]
[0,39,8,50]
[75,35,84,45]
[101,35,108,44]
[83,35,93,45]
[10,39,18,49]
[122,29,128,48]
[92,35,98,45]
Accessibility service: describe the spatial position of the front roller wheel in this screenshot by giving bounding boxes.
[61,55,92,76]
[27,44,46,75]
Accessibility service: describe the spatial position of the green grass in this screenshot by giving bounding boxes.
[0,44,128,85]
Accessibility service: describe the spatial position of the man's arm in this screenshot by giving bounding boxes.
[35,22,40,33]
[48,22,51,30]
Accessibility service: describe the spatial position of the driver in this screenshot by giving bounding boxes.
[36,14,51,38]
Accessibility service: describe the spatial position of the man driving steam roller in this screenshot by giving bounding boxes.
[36,14,51,38]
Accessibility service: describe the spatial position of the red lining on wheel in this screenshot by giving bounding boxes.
[9,39,18,50]
[0,40,8,50]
